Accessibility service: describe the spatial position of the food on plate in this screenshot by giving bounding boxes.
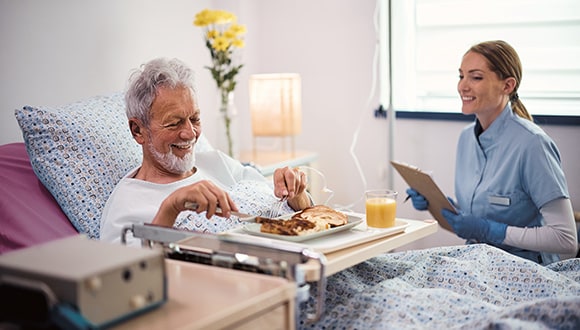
[256,205,348,236]
[257,218,321,236]
[293,205,348,227]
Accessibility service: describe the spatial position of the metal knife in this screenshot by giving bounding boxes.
[184,201,257,222]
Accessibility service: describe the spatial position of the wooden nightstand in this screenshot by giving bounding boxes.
[112,260,295,329]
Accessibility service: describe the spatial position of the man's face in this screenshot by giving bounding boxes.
[143,86,202,175]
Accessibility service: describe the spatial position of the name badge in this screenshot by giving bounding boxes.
[488,196,510,206]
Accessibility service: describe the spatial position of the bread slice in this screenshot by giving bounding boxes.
[257,205,347,236]
[257,218,319,236]
[292,205,348,227]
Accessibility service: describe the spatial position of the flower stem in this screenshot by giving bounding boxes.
[220,89,234,157]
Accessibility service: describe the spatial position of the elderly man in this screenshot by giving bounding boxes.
[100,58,311,245]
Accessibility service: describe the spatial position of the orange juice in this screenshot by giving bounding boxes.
[366,197,397,228]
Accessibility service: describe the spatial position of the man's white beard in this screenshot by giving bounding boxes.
[147,141,196,174]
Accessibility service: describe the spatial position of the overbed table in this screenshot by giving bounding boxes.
[303,218,438,280]
[114,218,438,329]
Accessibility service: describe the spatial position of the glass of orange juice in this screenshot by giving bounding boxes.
[365,190,398,228]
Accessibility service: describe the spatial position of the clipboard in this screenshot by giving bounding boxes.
[391,160,456,232]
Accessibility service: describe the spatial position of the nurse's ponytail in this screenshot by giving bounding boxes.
[509,92,532,121]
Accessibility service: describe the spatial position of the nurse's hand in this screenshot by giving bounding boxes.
[406,188,428,211]
[441,209,507,245]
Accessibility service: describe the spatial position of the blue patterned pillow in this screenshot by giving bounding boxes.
[15,92,216,240]
[14,93,141,239]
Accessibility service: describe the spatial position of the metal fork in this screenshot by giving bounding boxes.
[266,196,288,218]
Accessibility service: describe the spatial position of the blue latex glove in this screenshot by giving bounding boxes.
[441,208,507,245]
[406,188,428,211]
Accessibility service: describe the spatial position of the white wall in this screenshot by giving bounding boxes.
[1,0,578,250]
[0,0,220,144]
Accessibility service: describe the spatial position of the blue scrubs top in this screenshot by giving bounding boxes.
[455,104,569,264]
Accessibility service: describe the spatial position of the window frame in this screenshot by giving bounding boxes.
[385,0,580,126]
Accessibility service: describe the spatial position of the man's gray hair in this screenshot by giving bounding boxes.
[125,58,198,127]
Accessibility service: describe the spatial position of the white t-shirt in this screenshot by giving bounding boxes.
[99,150,293,246]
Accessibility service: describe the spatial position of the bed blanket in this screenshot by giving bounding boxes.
[300,244,580,330]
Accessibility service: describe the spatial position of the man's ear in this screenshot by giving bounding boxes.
[129,119,145,145]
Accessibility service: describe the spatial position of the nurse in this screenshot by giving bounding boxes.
[407,40,577,264]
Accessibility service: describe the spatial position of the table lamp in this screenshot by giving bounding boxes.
[249,73,302,154]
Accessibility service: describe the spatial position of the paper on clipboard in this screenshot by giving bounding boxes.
[391,160,457,232]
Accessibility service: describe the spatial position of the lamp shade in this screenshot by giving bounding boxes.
[249,73,302,136]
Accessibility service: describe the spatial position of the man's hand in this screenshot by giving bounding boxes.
[152,180,238,227]
[273,166,312,211]
[441,209,507,244]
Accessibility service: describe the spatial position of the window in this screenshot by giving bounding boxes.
[388,0,580,117]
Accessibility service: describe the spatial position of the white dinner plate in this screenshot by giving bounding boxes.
[242,213,364,242]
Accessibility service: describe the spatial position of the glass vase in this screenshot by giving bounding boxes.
[216,90,238,158]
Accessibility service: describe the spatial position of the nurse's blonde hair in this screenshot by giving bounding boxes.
[467,40,532,121]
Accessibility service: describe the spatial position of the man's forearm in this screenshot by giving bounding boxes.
[151,199,180,227]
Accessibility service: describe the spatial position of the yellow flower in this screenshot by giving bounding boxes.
[231,39,245,48]
[223,29,236,40]
[194,8,246,158]
[229,24,247,36]
[194,8,236,27]
[206,29,219,40]
[193,8,245,92]
[193,9,211,26]
[214,10,235,25]
[212,36,230,52]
